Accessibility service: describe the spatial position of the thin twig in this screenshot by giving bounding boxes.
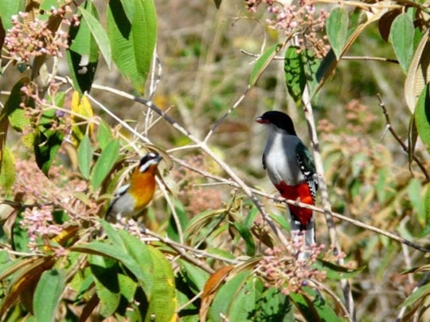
[377,94,430,182]
[302,84,356,321]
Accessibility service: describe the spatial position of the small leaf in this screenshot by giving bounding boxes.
[390,13,414,73]
[0,145,15,196]
[78,5,111,68]
[97,120,113,150]
[179,260,210,292]
[408,114,418,170]
[249,43,282,87]
[414,84,430,152]
[314,259,365,280]
[77,135,92,179]
[291,287,341,321]
[326,7,349,59]
[90,139,120,190]
[33,268,66,322]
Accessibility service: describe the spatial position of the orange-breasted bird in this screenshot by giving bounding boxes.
[256,111,318,249]
[106,152,162,222]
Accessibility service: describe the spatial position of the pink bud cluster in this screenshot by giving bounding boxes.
[245,0,330,58]
[256,243,327,295]
[4,6,79,63]
[20,206,63,251]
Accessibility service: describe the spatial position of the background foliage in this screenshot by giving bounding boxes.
[0,0,430,321]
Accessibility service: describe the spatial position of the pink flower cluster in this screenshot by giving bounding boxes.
[256,243,327,295]
[4,6,79,63]
[245,0,330,58]
[20,206,63,251]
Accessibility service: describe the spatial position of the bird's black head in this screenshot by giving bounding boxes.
[139,152,162,173]
[256,111,297,135]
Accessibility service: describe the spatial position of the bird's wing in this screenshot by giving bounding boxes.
[295,142,318,201]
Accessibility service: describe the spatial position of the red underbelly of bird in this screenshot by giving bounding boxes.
[274,181,314,226]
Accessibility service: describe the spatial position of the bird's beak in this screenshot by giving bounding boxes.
[255,116,267,124]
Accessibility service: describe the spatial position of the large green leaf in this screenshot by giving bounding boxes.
[145,246,176,322]
[390,12,414,73]
[107,0,158,94]
[89,254,121,317]
[0,0,25,30]
[210,270,251,321]
[67,2,100,94]
[326,7,349,59]
[33,268,66,322]
[285,46,306,106]
[79,5,111,68]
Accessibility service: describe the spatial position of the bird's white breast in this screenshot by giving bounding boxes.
[263,129,305,186]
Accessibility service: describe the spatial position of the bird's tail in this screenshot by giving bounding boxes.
[290,211,315,260]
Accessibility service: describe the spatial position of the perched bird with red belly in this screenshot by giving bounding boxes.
[256,111,318,248]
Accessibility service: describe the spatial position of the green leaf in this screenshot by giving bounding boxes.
[72,239,153,297]
[34,125,64,175]
[228,277,257,321]
[166,199,188,242]
[78,5,111,68]
[179,260,210,292]
[295,287,341,321]
[77,135,92,179]
[4,77,31,133]
[33,269,66,322]
[234,221,256,256]
[390,13,414,73]
[314,259,365,280]
[408,179,425,223]
[146,246,176,322]
[210,270,251,321]
[107,0,158,94]
[249,43,282,87]
[67,2,100,94]
[326,7,349,59]
[97,120,113,150]
[400,281,430,308]
[90,139,120,190]
[415,84,430,152]
[89,254,120,317]
[254,283,293,321]
[0,0,25,30]
[285,46,306,106]
[0,144,15,196]
[425,184,430,226]
[117,229,154,297]
[408,114,418,169]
